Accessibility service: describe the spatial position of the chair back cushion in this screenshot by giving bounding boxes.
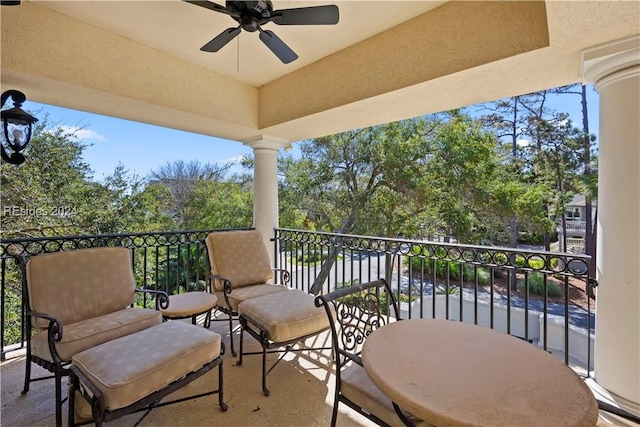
[27,247,136,328]
[205,230,273,291]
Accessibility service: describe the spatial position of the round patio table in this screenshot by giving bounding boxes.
[362,318,599,427]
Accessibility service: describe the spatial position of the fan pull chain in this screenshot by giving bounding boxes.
[237,34,240,73]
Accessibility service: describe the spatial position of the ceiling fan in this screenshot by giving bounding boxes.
[183,1,339,64]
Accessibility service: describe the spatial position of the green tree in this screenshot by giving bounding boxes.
[186,179,253,230]
[526,113,583,253]
[1,120,160,237]
[478,92,550,249]
[281,120,434,294]
[1,120,93,236]
[149,160,233,228]
[552,84,598,278]
[422,112,501,244]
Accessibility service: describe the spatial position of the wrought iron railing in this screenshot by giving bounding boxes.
[563,220,587,231]
[2,227,597,374]
[0,228,251,359]
[274,228,596,373]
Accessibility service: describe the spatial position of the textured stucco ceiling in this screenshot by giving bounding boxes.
[2,1,639,145]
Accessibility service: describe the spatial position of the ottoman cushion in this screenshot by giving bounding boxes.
[238,289,330,343]
[72,321,221,411]
[161,292,218,318]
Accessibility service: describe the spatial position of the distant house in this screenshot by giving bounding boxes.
[557,194,597,254]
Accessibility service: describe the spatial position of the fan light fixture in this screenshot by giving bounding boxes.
[184,1,339,64]
[1,90,39,165]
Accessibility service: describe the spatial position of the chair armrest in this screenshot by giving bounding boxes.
[207,274,234,309]
[135,288,169,310]
[29,310,65,363]
[208,274,233,295]
[272,268,290,286]
[29,311,64,342]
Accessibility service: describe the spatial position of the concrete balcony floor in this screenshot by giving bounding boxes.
[0,316,632,426]
[1,317,373,427]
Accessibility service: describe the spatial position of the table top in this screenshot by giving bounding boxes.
[361,319,599,427]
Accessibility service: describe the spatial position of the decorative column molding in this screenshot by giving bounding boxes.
[243,135,289,265]
[582,35,640,408]
[243,135,290,151]
[582,35,640,86]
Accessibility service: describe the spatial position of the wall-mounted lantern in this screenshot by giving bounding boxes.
[1,90,39,165]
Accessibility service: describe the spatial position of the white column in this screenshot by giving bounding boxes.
[243,135,288,265]
[582,36,640,406]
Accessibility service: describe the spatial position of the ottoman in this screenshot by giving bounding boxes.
[69,321,226,426]
[160,292,218,328]
[237,288,332,396]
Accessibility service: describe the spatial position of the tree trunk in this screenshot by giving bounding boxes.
[543,204,551,251]
[580,84,596,283]
[309,211,357,295]
[508,97,519,291]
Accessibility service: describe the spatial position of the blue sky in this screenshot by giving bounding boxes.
[23,85,599,182]
[23,101,254,181]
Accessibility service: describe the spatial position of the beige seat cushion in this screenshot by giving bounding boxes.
[216,283,287,312]
[72,321,221,412]
[161,292,218,318]
[32,307,162,361]
[205,230,273,291]
[341,363,429,427]
[26,247,138,329]
[238,289,330,343]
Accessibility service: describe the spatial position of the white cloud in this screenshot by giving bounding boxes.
[516,139,530,147]
[57,125,107,142]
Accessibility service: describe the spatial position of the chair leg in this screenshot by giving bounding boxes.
[237,326,245,366]
[261,346,270,397]
[68,372,77,427]
[218,361,228,411]
[228,313,237,357]
[204,310,212,329]
[55,367,63,427]
[22,356,31,394]
[330,392,340,426]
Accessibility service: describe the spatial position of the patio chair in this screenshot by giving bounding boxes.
[315,278,426,427]
[18,247,168,427]
[204,229,290,356]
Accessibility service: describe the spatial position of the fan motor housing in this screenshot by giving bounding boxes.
[227,1,274,31]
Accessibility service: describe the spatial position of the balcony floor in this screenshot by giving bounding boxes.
[1,317,374,427]
[0,316,632,427]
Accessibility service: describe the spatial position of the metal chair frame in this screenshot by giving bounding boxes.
[314,278,416,427]
[236,311,332,396]
[17,254,168,427]
[68,351,227,427]
[203,238,291,357]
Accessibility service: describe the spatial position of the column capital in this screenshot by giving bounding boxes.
[243,135,291,151]
[582,35,640,85]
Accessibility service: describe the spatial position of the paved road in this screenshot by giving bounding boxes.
[288,252,595,331]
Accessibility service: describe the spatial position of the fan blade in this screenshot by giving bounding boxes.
[201,27,241,52]
[258,30,298,64]
[271,5,339,25]
[182,0,238,17]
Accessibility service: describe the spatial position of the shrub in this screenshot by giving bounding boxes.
[435,285,460,295]
[474,267,491,286]
[517,273,563,297]
[297,250,328,265]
